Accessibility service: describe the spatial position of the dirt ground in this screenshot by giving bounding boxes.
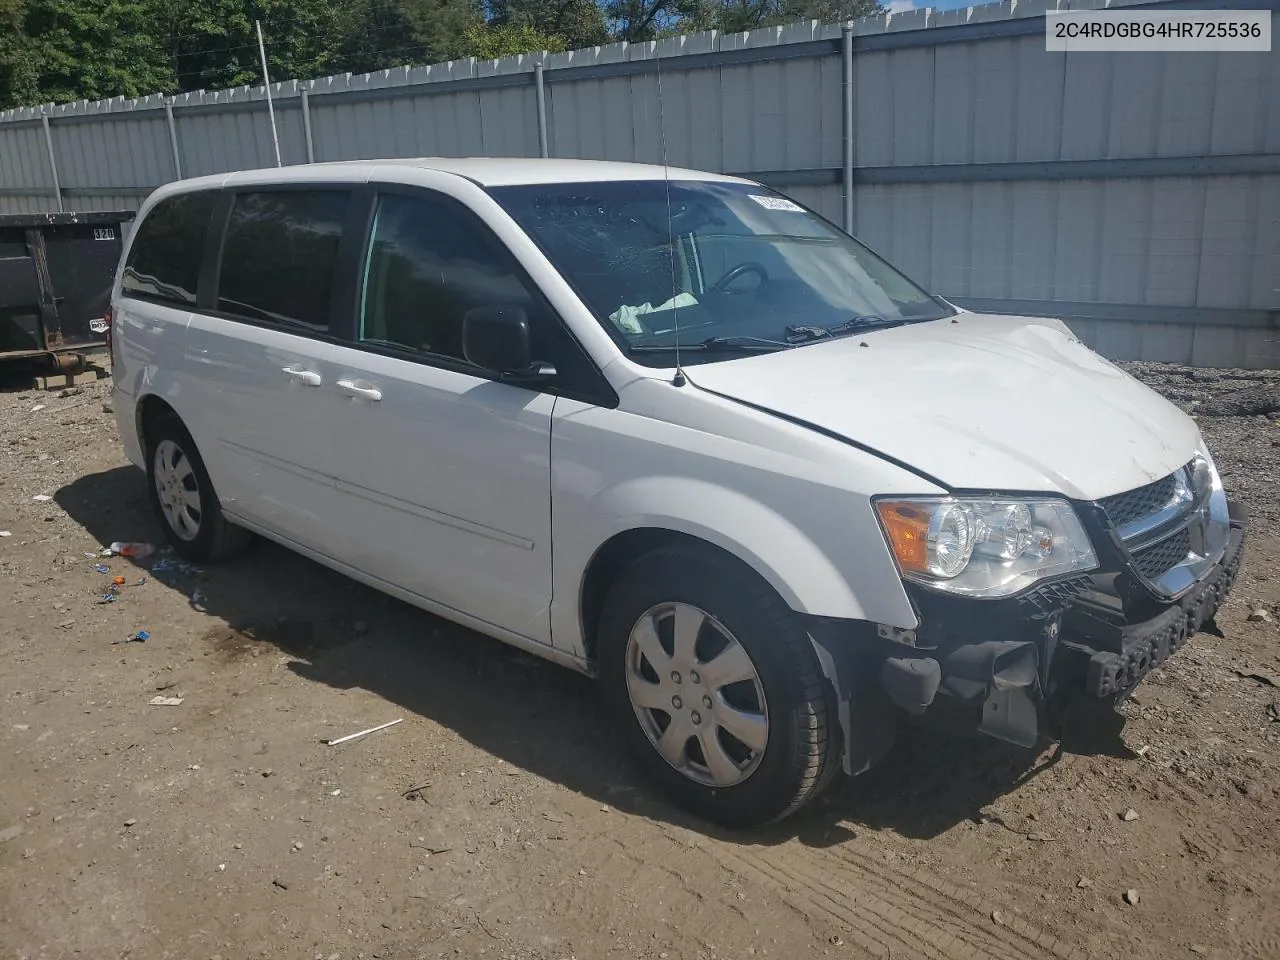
[1,361,1278,960]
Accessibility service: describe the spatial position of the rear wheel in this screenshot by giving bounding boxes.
[598,544,838,827]
[146,413,252,563]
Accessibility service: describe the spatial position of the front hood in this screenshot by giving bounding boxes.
[683,314,1200,501]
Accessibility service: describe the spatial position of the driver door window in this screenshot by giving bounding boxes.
[360,193,534,363]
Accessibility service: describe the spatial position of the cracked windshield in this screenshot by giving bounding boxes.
[492,179,952,363]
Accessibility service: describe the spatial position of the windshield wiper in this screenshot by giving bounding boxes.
[785,316,905,343]
[629,335,794,354]
[784,314,944,343]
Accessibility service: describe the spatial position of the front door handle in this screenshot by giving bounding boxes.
[336,379,383,402]
[281,366,322,387]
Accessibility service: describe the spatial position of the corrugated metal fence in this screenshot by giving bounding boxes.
[2,0,1277,367]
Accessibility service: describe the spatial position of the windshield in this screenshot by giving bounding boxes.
[488,180,951,365]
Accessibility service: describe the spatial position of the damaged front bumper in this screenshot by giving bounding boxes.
[809,501,1247,777]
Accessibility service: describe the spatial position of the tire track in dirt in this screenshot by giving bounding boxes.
[710,838,1085,960]
[820,845,1082,958]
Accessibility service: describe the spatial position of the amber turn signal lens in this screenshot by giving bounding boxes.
[875,501,932,574]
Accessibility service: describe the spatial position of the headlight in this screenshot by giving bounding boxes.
[875,497,1097,598]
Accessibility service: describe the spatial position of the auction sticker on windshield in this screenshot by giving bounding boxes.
[749,195,805,212]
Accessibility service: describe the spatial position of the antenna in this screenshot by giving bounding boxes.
[654,50,685,387]
[256,20,282,167]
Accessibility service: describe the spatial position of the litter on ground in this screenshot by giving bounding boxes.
[108,541,155,559]
[323,719,404,746]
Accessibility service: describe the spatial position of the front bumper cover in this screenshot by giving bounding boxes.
[1076,520,1244,698]
[809,500,1246,775]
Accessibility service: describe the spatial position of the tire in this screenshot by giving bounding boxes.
[598,544,838,828]
[145,413,253,564]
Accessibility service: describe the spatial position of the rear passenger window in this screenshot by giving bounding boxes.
[217,191,348,331]
[122,192,214,307]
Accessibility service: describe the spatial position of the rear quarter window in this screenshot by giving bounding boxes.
[122,192,215,308]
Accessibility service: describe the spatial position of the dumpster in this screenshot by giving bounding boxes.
[0,210,135,373]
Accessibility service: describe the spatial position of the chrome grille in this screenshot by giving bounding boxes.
[1094,454,1229,599]
[1131,529,1192,580]
[1099,474,1179,529]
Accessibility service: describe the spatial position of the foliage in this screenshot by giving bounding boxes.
[463,21,567,59]
[0,0,884,109]
[0,0,36,108]
[8,0,173,106]
[483,0,607,49]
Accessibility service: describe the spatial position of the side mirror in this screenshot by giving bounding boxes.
[462,305,534,375]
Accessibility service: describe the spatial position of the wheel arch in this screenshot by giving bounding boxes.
[136,393,183,460]
[580,529,740,662]
[574,479,892,662]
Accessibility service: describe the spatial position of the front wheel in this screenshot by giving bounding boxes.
[597,545,839,828]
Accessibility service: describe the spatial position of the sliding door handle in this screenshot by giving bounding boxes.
[336,379,382,402]
[281,366,322,387]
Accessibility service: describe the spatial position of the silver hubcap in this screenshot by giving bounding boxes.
[153,439,202,541]
[625,602,769,788]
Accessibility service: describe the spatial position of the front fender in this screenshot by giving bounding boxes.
[599,475,884,619]
[551,472,920,658]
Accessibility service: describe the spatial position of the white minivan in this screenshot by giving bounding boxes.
[109,158,1245,826]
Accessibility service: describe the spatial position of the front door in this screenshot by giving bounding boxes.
[324,189,566,643]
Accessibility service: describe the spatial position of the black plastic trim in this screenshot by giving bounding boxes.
[1076,521,1244,699]
[329,183,377,342]
[197,189,233,313]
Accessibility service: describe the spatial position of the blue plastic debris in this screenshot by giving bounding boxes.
[151,558,204,584]
[111,630,149,645]
[94,564,110,574]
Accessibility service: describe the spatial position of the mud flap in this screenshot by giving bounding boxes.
[809,630,898,777]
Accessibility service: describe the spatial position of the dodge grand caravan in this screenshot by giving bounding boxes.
[110,158,1245,827]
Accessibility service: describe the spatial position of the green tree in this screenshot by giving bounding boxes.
[784,0,881,25]
[327,0,422,77]
[18,0,173,104]
[0,0,37,108]
[398,0,486,63]
[605,0,691,41]
[483,0,607,49]
[461,21,566,58]
[148,0,365,94]
[619,0,882,39]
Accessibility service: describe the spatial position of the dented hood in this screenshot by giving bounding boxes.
[683,313,1200,501]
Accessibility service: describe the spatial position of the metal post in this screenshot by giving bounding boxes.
[256,20,282,167]
[300,88,315,163]
[534,63,550,158]
[40,114,63,213]
[165,99,183,179]
[841,22,855,235]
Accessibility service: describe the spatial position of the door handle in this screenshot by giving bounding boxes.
[336,379,382,402]
[281,366,322,387]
